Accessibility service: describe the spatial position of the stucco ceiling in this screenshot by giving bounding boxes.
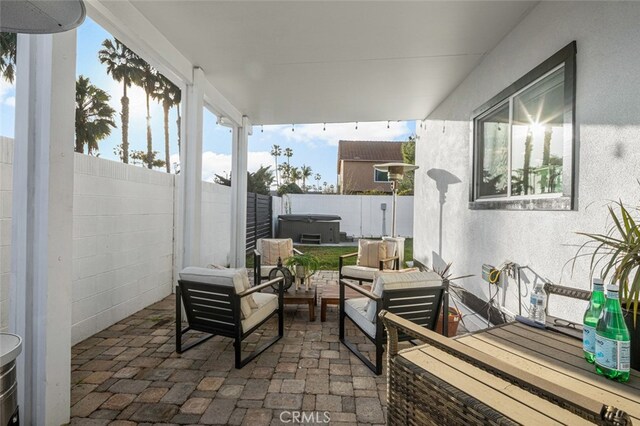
[129,1,536,125]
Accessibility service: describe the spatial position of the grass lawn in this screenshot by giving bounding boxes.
[294,238,413,271]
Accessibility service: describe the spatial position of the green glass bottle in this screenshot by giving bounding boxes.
[595,284,631,382]
[583,278,605,363]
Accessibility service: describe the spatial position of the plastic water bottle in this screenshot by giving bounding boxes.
[583,278,605,363]
[529,282,547,324]
[595,284,630,382]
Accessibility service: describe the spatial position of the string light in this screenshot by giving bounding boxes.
[387,121,390,129]
[355,122,358,130]
[292,124,295,132]
[261,125,264,133]
[323,123,326,131]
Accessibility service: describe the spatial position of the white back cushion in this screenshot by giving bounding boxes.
[179,266,257,318]
[261,238,294,265]
[365,270,442,322]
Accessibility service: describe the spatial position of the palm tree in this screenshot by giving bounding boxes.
[153,73,181,172]
[301,164,312,192]
[290,166,302,185]
[75,75,117,155]
[278,163,290,184]
[98,38,143,164]
[132,61,159,169]
[270,144,282,186]
[0,32,17,83]
[314,173,321,192]
[284,147,293,168]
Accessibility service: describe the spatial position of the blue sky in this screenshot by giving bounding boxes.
[1,18,415,187]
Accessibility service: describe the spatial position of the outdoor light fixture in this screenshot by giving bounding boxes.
[373,162,418,238]
[0,0,86,33]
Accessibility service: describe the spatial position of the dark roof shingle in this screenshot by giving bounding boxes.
[337,140,404,162]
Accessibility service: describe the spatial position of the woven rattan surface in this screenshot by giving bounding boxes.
[388,321,640,425]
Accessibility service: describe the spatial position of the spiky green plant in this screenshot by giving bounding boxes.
[284,253,320,280]
[576,199,640,325]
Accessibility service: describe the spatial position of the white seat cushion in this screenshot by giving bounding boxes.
[341,265,377,281]
[260,265,277,278]
[345,297,376,338]
[365,270,443,322]
[179,266,258,318]
[241,292,279,332]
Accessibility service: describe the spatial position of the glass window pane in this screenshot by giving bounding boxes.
[477,103,510,198]
[375,170,388,182]
[511,66,565,196]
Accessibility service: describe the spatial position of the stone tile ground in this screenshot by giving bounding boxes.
[70,271,389,425]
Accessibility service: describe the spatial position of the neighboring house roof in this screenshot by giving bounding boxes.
[337,140,404,173]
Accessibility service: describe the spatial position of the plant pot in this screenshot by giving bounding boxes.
[436,307,461,337]
[622,305,640,371]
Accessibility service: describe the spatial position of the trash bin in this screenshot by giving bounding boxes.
[1,333,22,426]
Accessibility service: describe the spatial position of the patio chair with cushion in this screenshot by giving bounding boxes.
[339,239,400,285]
[176,266,284,368]
[253,238,302,285]
[339,269,444,374]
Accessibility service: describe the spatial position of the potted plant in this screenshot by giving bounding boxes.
[284,252,320,291]
[576,198,640,370]
[433,263,471,337]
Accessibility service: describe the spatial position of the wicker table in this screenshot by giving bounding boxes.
[381,312,639,425]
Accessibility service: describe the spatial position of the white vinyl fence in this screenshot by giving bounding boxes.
[279,193,414,238]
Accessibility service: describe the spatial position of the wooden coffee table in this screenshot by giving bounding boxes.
[280,284,318,321]
[321,283,371,322]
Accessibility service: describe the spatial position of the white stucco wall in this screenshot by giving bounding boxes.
[72,154,175,344]
[201,181,232,266]
[285,194,414,238]
[414,2,640,323]
[0,137,12,332]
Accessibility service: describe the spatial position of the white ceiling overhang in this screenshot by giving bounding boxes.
[89,1,537,125]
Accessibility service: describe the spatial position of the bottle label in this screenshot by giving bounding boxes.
[530,294,545,306]
[583,326,595,354]
[594,283,604,292]
[606,290,618,299]
[595,335,630,371]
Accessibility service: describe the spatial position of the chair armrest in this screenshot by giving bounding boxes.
[378,255,399,270]
[340,279,380,301]
[238,277,283,297]
[339,252,358,260]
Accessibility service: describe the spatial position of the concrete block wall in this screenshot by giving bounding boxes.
[283,194,414,238]
[201,181,232,266]
[71,154,175,344]
[0,137,12,332]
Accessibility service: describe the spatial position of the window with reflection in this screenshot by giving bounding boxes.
[471,42,576,210]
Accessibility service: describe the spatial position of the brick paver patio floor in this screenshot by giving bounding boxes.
[70,271,388,425]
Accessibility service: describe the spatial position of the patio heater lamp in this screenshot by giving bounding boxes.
[0,0,86,34]
[373,162,419,238]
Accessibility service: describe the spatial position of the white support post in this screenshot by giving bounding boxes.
[229,116,251,267]
[180,67,205,268]
[10,31,76,425]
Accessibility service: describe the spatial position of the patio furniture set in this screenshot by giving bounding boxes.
[174,237,639,424]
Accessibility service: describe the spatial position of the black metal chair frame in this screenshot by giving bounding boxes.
[339,278,445,375]
[176,276,284,369]
[338,252,400,285]
[253,243,302,284]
